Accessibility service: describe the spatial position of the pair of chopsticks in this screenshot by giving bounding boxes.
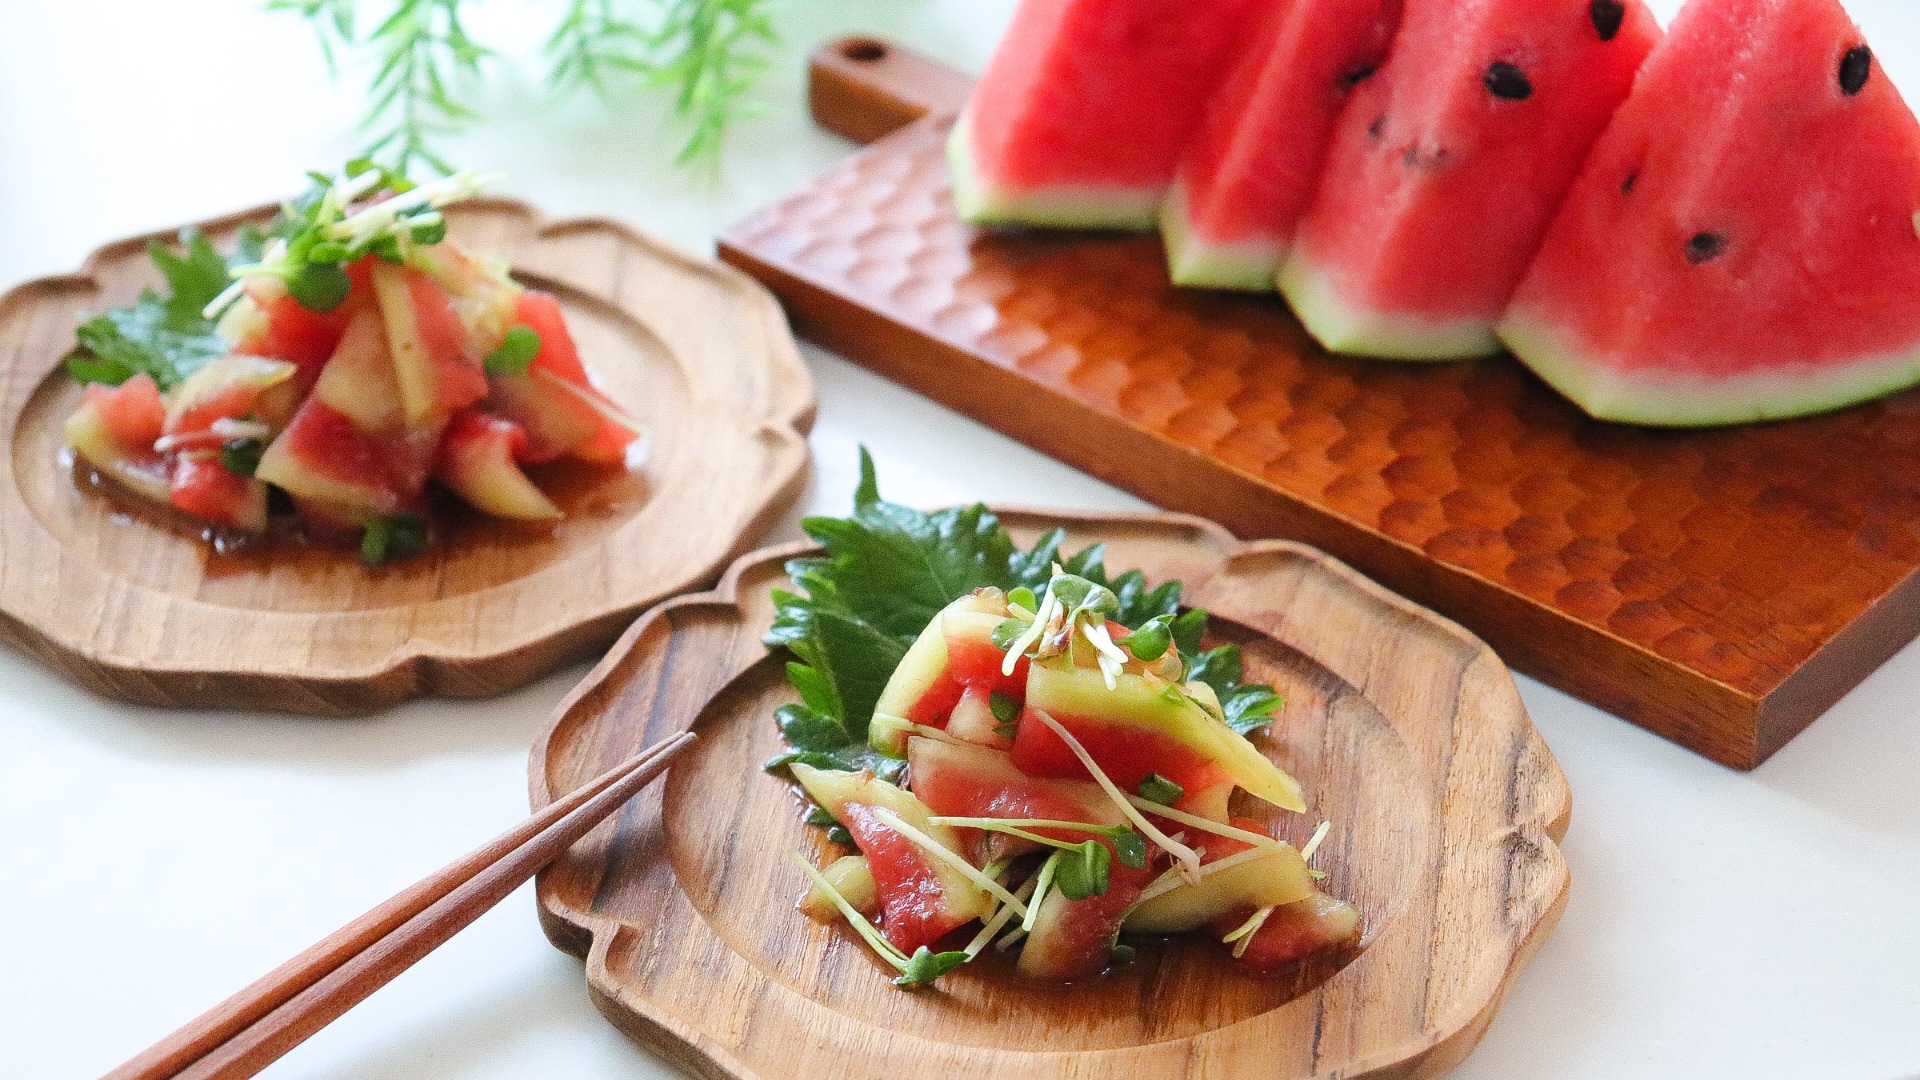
[105,731,695,1080]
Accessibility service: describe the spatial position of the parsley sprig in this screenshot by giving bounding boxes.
[764,450,1285,781]
[275,0,778,171]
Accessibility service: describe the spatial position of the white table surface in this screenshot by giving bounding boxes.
[5,2,1920,1077]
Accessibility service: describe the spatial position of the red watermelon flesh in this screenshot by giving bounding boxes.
[1279,0,1659,359]
[906,736,1122,864]
[1162,0,1404,290]
[949,0,1267,231]
[1499,0,1920,426]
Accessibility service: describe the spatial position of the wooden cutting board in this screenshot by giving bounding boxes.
[531,509,1569,1080]
[718,36,1920,770]
[0,199,812,712]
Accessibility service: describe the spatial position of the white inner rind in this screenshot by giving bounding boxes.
[1158,179,1286,292]
[1278,249,1501,361]
[947,109,1163,231]
[1497,310,1920,427]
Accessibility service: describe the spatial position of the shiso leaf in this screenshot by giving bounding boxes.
[67,230,234,391]
[1186,644,1285,736]
[766,450,1288,838]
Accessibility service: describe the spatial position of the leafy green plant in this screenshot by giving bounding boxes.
[271,0,779,171]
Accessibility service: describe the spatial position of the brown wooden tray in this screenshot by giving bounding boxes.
[717,36,1920,770]
[531,509,1569,1080]
[0,198,812,712]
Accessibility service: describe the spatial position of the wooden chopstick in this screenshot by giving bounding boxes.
[104,730,695,1080]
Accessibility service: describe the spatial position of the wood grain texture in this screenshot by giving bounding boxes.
[718,37,1920,770]
[530,509,1571,1080]
[0,198,813,713]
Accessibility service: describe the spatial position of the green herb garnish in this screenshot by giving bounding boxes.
[66,230,233,391]
[484,324,542,375]
[212,162,489,323]
[1051,839,1112,901]
[360,512,429,565]
[893,945,970,988]
[1136,773,1185,807]
[219,438,267,478]
[987,690,1020,739]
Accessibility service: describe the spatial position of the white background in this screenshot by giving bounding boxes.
[4,1,1920,1077]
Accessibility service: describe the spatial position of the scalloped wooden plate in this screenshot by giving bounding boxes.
[530,509,1570,1080]
[0,198,813,712]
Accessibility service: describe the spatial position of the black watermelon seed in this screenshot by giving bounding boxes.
[1338,64,1377,92]
[1840,45,1873,95]
[1621,169,1638,195]
[1685,231,1727,264]
[1590,0,1626,41]
[1368,114,1387,138]
[1485,62,1533,100]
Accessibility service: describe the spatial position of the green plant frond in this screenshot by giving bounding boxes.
[276,0,781,171]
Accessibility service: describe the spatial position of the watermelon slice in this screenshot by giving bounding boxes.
[906,736,1122,864]
[1161,0,1404,290]
[434,409,562,522]
[1210,891,1363,973]
[1016,846,1160,981]
[1012,660,1307,813]
[949,0,1266,230]
[789,765,993,953]
[869,589,1027,755]
[1279,0,1659,358]
[1499,0,1920,426]
[1122,819,1313,933]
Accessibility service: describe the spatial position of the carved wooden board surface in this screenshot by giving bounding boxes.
[530,509,1570,1080]
[0,198,813,712]
[719,37,1920,770]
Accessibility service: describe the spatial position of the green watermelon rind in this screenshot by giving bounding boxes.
[1278,250,1503,361]
[1498,312,1920,427]
[947,110,1162,232]
[1159,181,1285,292]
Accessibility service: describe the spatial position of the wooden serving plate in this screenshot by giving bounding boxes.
[531,509,1570,1080]
[0,198,812,712]
[719,38,1920,770]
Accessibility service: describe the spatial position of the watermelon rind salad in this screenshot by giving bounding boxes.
[1278,255,1504,362]
[763,453,1359,989]
[947,110,1163,232]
